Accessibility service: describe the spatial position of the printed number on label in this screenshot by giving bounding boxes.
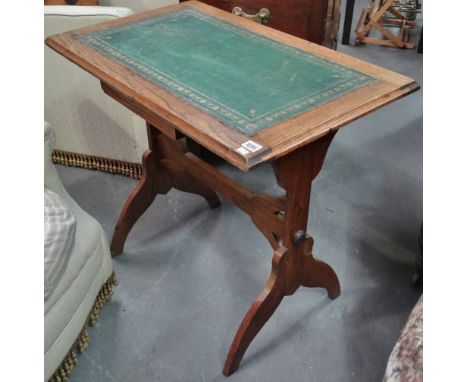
[241,140,263,153]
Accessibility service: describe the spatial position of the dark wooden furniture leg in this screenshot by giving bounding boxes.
[342,0,356,45]
[223,246,288,375]
[110,124,220,257]
[223,133,341,376]
[417,27,423,53]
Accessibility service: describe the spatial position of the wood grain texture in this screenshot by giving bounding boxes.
[223,246,288,376]
[322,0,341,49]
[152,131,286,250]
[45,0,418,172]
[272,132,338,295]
[300,236,340,298]
[355,0,415,49]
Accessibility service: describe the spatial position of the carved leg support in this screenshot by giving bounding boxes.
[110,151,166,257]
[223,247,288,376]
[223,134,341,376]
[300,237,341,299]
[110,126,220,257]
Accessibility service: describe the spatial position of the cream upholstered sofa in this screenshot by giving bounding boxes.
[44,122,117,382]
[44,2,177,179]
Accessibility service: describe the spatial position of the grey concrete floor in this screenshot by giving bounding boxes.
[57,3,422,381]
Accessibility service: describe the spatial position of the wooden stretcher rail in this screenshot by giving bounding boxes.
[155,132,286,248]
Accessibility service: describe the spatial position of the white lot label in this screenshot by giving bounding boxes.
[241,140,263,153]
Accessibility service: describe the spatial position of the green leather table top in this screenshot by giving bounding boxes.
[81,8,374,136]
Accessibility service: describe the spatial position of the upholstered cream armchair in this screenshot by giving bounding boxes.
[45,5,143,178]
[45,2,178,177]
[44,122,117,382]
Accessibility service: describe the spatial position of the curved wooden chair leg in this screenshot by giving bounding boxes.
[300,254,341,299]
[223,247,288,376]
[110,151,171,257]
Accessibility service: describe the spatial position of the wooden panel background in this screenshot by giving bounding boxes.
[181,0,340,47]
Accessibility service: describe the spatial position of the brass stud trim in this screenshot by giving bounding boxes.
[52,150,142,179]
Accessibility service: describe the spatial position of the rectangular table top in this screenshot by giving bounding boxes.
[80,8,373,136]
[46,0,419,171]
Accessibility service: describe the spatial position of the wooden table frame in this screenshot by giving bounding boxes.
[45,0,418,376]
[106,90,340,375]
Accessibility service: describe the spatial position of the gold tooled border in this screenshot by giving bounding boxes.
[52,150,142,180]
[48,272,118,382]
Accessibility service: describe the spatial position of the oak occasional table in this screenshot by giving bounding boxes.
[46,0,419,376]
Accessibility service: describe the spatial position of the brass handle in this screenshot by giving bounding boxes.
[232,7,271,24]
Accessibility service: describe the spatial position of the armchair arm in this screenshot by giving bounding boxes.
[45,5,133,38]
[44,5,133,18]
[99,1,177,14]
